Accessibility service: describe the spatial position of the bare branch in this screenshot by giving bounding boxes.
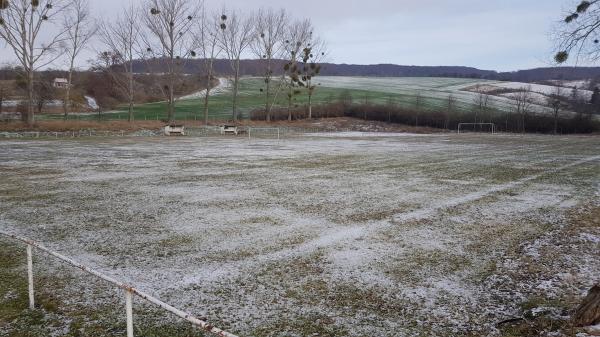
[0,0,71,124]
[554,1,600,63]
[219,8,255,121]
[141,0,202,122]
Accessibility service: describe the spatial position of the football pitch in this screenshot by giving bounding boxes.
[1,132,599,336]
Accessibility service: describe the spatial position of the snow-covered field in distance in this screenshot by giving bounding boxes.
[317,76,594,116]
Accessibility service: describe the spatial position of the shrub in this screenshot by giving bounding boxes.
[250,102,600,134]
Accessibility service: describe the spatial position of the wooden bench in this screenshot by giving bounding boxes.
[164,125,185,136]
[220,125,238,135]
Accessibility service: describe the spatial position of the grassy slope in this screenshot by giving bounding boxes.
[40,77,497,122]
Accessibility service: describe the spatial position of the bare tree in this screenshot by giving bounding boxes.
[445,94,456,129]
[509,85,533,133]
[62,0,95,119]
[0,0,70,125]
[554,1,600,64]
[385,95,396,122]
[33,75,55,114]
[339,89,352,109]
[547,83,565,135]
[98,3,142,122]
[472,84,489,123]
[553,1,599,134]
[569,85,588,122]
[282,19,313,121]
[415,91,423,127]
[283,20,326,120]
[194,9,223,124]
[219,9,254,122]
[297,42,325,119]
[252,8,287,122]
[142,0,200,123]
[0,83,7,114]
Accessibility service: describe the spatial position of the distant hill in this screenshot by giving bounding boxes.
[2,60,598,84]
[322,64,600,83]
[129,59,600,84]
[495,67,600,82]
[316,63,498,78]
[131,59,498,78]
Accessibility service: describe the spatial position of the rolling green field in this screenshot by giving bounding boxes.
[43,76,557,122]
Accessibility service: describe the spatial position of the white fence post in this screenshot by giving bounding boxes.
[125,290,134,337]
[27,245,34,310]
[0,231,240,337]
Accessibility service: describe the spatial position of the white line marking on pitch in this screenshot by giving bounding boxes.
[391,155,600,224]
[170,155,600,286]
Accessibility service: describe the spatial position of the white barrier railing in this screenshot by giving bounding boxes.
[0,231,239,337]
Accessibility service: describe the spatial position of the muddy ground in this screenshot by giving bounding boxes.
[0,117,441,134]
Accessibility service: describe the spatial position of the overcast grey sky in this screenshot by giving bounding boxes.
[0,0,583,71]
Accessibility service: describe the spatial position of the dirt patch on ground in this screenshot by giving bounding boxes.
[0,120,167,132]
[0,118,443,133]
[240,117,444,133]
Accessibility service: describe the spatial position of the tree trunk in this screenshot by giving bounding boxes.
[553,113,558,135]
[203,86,210,125]
[127,101,133,122]
[287,80,293,122]
[204,73,211,125]
[573,283,600,327]
[64,70,73,119]
[233,65,240,122]
[265,56,273,122]
[308,93,313,119]
[266,78,271,122]
[128,71,134,122]
[168,77,175,123]
[27,70,35,126]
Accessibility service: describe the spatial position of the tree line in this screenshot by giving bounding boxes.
[252,83,599,134]
[0,0,327,125]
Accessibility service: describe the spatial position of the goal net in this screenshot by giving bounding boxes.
[247,127,282,140]
[458,123,496,134]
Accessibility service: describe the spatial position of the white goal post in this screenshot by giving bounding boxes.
[247,127,281,141]
[458,123,496,134]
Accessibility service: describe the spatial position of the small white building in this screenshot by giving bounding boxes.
[53,78,69,89]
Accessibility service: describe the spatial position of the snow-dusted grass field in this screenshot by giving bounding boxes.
[41,76,595,123]
[0,133,599,336]
[317,76,594,116]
